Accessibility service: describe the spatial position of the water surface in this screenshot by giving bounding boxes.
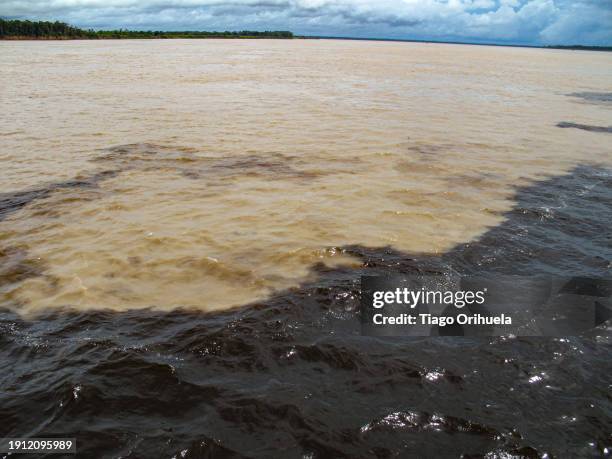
[1,39,611,313]
[0,39,611,458]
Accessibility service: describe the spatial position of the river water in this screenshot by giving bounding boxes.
[0,39,611,458]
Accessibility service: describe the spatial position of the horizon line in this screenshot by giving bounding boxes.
[301,34,612,51]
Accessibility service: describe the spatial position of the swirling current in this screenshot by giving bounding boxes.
[2,162,611,458]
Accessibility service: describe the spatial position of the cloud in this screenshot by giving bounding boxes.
[1,0,610,45]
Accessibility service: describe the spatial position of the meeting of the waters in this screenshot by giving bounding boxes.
[1,37,611,457]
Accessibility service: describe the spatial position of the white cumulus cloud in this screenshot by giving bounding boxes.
[1,0,610,45]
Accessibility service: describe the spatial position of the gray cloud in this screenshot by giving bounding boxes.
[1,0,611,45]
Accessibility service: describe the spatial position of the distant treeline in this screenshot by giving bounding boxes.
[545,45,612,52]
[0,19,293,39]
[96,29,294,39]
[0,19,94,38]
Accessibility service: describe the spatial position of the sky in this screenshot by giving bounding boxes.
[1,0,611,46]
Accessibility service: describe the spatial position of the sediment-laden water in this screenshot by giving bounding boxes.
[0,40,611,458]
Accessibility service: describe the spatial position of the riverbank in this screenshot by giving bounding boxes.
[1,35,296,40]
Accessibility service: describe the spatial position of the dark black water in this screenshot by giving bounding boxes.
[1,164,611,458]
[567,92,612,104]
[557,122,612,133]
